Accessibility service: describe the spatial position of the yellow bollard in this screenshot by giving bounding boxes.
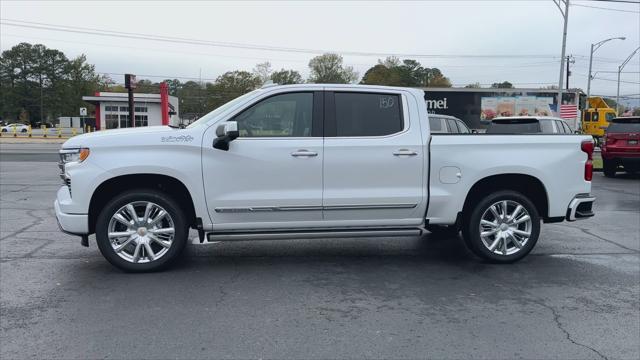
[12,126,17,137]
[71,128,77,137]
[42,125,47,138]
[57,127,62,138]
[28,125,32,138]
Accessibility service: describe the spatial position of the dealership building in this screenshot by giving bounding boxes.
[82,84,179,130]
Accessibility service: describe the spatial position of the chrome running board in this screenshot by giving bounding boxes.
[199,228,423,243]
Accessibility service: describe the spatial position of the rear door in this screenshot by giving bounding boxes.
[322,90,425,225]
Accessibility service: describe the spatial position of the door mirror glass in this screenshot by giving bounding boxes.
[213,121,239,151]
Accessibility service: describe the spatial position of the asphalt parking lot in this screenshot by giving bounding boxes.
[1,144,639,359]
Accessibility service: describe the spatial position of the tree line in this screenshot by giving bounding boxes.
[8,42,636,123]
[0,43,457,123]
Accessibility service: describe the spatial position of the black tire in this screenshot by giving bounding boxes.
[1,129,6,132]
[462,190,540,263]
[603,159,616,178]
[95,189,188,272]
[21,128,27,133]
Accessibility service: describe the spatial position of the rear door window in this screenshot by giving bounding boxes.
[540,120,556,133]
[554,120,566,133]
[446,119,459,133]
[333,92,403,137]
[429,116,446,133]
[456,120,471,133]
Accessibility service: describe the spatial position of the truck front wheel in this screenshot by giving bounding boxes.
[95,189,188,272]
[462,190,540,263]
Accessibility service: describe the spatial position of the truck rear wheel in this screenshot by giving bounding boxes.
[95,189,188,272]
[462,190,540,263]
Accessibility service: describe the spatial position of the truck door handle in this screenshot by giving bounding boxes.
[393,149,418,156]
[291,150,318,157]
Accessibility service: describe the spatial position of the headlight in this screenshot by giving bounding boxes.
[59,148,90,163]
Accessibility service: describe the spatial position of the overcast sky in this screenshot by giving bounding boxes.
[1,0,639,103]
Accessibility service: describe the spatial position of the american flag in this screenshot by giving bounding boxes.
[560,104,578,119]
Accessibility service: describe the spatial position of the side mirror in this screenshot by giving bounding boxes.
[213,121,239,151]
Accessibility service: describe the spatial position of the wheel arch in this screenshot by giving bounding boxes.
[461,173,549,221]
[88,174,197,234]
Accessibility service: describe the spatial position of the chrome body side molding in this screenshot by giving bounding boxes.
[214,203,417,213]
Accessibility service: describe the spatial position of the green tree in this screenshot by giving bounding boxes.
[465,82,482,88]
[0,43,107,123]
[361,57,451,87]
[270,69,303,85]
[426,68,451,87]
[62,54,105,117]
[207,71,260,109]
[134,79,159,94]
[177,80,207,118]
[308,53,358,84]
[491,81,514,89]
[253,62,273,84]
[163,79,182,96]
[361,64,402,86]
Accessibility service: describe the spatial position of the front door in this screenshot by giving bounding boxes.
[322,90,425,226]
[202,91,324,230]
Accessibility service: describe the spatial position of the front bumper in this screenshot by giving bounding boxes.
[54,190,89,235]
[566,194,596,221]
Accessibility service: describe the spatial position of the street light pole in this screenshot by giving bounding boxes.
[587,37,626,102]
[554,0,570,112]
[616,46,640,115]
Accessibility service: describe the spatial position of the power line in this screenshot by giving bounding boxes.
[572,3,640,12]
[0,18,564,60]
[581,0,640,4]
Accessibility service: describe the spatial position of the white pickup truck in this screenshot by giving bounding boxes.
[55,84,596,272]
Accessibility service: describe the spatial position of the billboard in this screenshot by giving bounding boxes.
[423,89,581,129]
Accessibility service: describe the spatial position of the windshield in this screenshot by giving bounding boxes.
[186,90,261,128]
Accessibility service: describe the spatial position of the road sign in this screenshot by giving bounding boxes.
[80,107,87,116]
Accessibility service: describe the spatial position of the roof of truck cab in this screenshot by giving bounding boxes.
[265,83,425,96]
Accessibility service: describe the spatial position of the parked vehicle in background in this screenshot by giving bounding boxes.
[429,114,473,134]
[423,87,584,130]
[486,116,574,134]
[55,84,596,272]
[601,116,640,177]
[1,123,29,133]
[582,97,617,143]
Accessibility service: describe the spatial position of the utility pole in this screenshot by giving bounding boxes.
[125,74,137,128]
[565,55,575,90]
[587,37,625,102]
[554,0,569,110]
[617,46,640,115]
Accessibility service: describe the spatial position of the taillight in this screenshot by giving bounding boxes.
[581,139,594,181]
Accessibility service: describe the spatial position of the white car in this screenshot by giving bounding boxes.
[1,123,29,133]
[55,84,596,272]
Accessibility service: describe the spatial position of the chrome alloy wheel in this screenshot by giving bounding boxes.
[479,200,532,256]
[107,201,175,264]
